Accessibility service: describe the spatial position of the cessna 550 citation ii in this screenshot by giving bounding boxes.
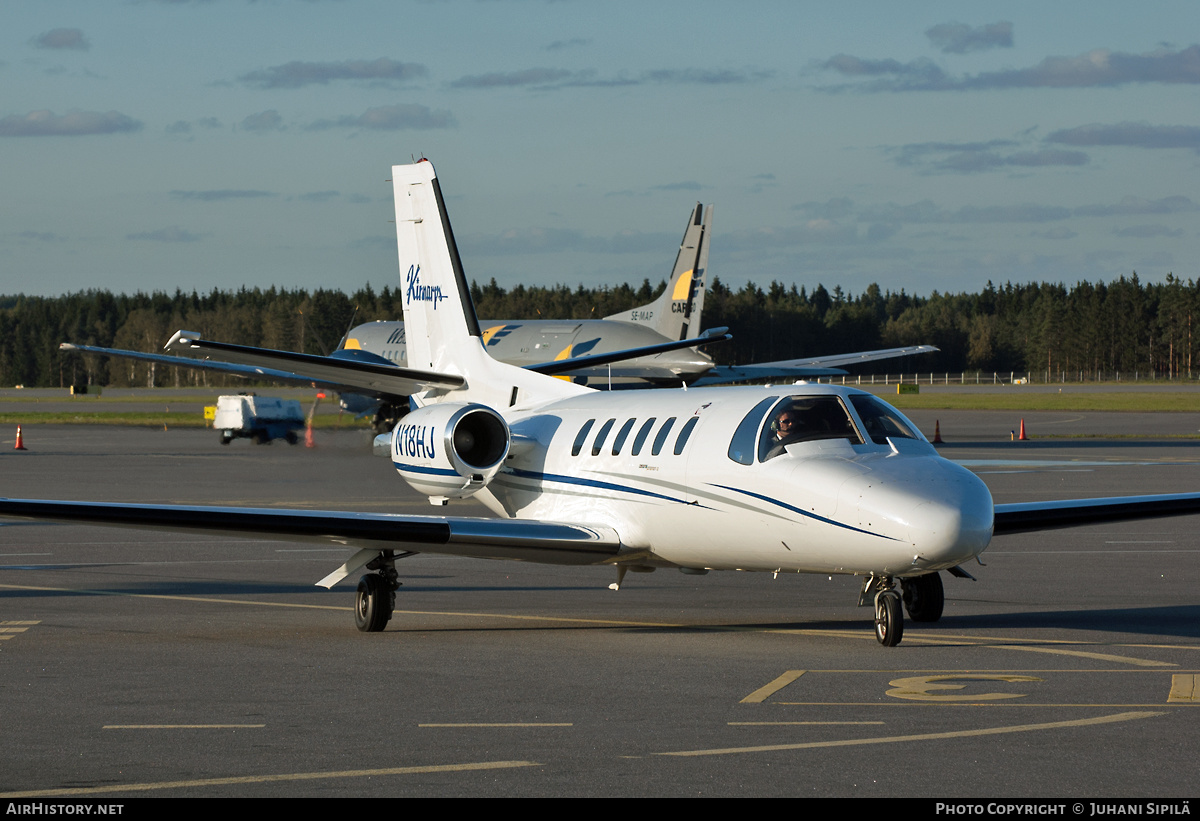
[6,160,1200,646]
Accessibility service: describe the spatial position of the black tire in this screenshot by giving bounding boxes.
[355,574,393,633]
[901,573,945,623]
[220,433,232,445]
[285,432,299,445]
[875,592,904,647]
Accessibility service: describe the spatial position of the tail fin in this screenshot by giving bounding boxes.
[605,203,712,340]
[392,161,585,407]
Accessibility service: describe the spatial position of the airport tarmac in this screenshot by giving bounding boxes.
[1,420,1199,798]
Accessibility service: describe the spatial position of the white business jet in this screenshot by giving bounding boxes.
[6,160,1200,646]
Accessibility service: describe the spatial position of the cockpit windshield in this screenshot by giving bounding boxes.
[758,396,863,461]
[847,394,922,445]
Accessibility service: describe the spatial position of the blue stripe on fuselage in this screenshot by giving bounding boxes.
[709,483,899,540]
[502,468,696,506]
[394,462,459,477]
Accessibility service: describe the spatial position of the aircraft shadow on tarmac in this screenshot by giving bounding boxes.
[5,576,1197,640]
[937,604,1200,639]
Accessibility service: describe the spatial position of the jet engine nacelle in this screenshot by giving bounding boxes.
[391,402,510,501]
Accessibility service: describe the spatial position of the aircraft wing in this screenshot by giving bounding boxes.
[60,340,462,401]
[770,344,940,369]
[0,499,622,573]
[690,344,938,385]
[993,493,1200,535]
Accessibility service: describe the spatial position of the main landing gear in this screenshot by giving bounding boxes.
[900,572,945,623]
[862,572,944,647]
[355,551,400,632]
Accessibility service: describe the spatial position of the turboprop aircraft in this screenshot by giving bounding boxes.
[10,160,1197,646]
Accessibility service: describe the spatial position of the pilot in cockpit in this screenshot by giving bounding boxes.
[763,404,804,460]
[761,397,861,461]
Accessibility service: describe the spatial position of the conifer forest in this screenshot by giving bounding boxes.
[1,273,1196,388]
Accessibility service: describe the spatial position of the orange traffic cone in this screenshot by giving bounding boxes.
[14,425,27,450]
[305,422,316,448]
[931,420,943,444]
[1018,418,1028,441]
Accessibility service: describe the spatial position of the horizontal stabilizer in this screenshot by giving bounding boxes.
[60,338,463,401]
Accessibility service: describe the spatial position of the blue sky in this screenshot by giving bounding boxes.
[3,1,1198,300]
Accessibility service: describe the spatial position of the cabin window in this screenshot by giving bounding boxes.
[758,396,863,462]
[572,419,595,456]
[591,418,616,456]
[651,417,676,456]
[848,394,921,446]
[728,397,778,465]
[631,418,656,456]
[673,416,699,455]
[612,418,636,455]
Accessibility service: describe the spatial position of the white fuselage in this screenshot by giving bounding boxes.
[396,383,994,578]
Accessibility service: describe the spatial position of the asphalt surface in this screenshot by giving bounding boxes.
[1,418,1198,798]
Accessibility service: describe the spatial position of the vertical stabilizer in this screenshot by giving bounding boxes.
[683,204,711,340]
[392,161,586,407]
[605,203,712,340]
[393,160,480,373]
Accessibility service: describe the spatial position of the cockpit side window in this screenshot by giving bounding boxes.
[848,394,922,445]
[759,396,863,461]
[728,397,778,465]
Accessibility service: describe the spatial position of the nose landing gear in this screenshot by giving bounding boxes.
[874,587,904,647]
[861,575,905,646]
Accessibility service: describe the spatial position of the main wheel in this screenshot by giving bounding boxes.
[874,591,904,647]
[901,573,945,623]
[355,574,394,632]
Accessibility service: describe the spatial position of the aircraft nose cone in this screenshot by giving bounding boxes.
[906,461,994,567]
[840,454,993,571]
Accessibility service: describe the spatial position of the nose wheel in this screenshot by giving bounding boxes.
[874,588,904,647]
